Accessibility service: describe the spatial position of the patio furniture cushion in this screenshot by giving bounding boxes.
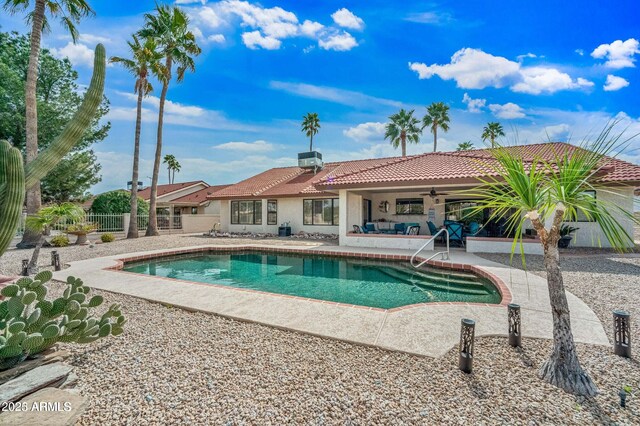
[352,225,363,233]
[394,223,405,234]
[364,223,378,233]
[467,221,480,236]
[405,225,420,235]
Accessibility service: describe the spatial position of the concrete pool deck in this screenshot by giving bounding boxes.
[53,243,609,357]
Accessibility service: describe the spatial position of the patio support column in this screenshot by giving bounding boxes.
[338,190,348,246]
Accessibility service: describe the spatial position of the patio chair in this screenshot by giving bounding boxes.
[427,221,443,243]
[364,222,379,233]
[352,225,363,233]
[446,222,464,247]
[405,225,420,235]
[467,221,481,236]
[394,223,405,234]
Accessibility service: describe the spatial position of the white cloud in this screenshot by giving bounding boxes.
[214,140,274,152]
[409,48,519,89]
[199,6,223,28]
[410,48,593,94]
[343,122,386,142]
[575,49,584,56]
[300,20,324,37]
[488,102,526,119]
[50,42,95,67]
[208,34,226,43]
[512,67,594,95]
[404,11,453,25]
[241,31,281,50]
[79,33,112,45]
[543,124,570,140]
[462,93,486,113]
[318,31,358,51]
[591,38,639,69]
[269,81,401,108]
[516,52,537,61]
[603,74,630,91]
[331,8,364,31]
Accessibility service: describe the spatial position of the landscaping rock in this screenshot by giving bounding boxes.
[0,387,87,426]
[0,362,72,404]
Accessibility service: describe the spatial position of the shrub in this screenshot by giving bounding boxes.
[66,223,97,234]
[0,271,126,370]
[50,235,69,247]
[90,190,149,215]
[101,233,115,243]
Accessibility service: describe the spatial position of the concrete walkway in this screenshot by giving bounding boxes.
[53,244,609,357]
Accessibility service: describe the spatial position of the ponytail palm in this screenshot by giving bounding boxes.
[464,126,639,396]
[385,109,421,157]
[138,5,201,236]
[110,35,163,239]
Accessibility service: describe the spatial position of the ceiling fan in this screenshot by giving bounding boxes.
[420,187,449,198]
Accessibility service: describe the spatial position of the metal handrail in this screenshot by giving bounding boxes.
[410,228,450,268]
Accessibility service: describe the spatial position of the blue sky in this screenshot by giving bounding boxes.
[1,0,639,192]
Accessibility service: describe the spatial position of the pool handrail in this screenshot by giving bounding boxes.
[410,228,449,268]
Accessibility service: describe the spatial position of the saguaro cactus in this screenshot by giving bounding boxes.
[0,44,106,257]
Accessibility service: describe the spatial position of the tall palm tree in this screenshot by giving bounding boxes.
[465,126,639,396]
[139,5,201,236]
[482,122,506,148]
[110,35,163,239]
[456,141,474,151]
[163,154,181,184]
[301,112,320,151]
[3,0,94,248]
[422,102,450,153]
[384,109,421,157]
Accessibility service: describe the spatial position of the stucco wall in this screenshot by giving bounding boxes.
[466,237,544,255]
[181,214,220,233]
[342,234,435,250]
[220,197,339,235]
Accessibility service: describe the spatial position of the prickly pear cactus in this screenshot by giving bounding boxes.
[0,270,126,370]
[0,43,106,257]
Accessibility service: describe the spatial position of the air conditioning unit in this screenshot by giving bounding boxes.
[298,151,323,170]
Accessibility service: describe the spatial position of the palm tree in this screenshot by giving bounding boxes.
[422,102,450,153]
[482,122,506,148]
[384,109,421,157]
[25,202,84,274]
[3,0,94,248]
[301,112,320,151]
[456,141,474,151]
[139,5,201,236]
[163,154,181,184]
[110,35,163,239]
[465,126,639,396]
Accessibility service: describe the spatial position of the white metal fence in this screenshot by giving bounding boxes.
[13,213,221,236]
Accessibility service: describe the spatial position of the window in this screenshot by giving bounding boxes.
[191,207,198,215]
[303,198,339,225]
[230,200,262,224]
[395,198,424,215]
[445,200,482,223]
[267,200,277,225]
[574,190,596,222]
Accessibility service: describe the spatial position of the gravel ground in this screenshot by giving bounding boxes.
[1,235,639,424]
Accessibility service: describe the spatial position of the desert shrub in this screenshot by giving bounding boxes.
[100,233,115,243]
[50,235,69,247]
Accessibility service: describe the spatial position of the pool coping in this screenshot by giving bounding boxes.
[54,243,608,358]
[105,245,513,313]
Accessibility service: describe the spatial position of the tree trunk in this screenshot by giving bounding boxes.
[27,234,45,275]
[127,88,144,239]
[401,133,406,157]
[18,0,46,249]
[146,57,172,237]
[433,127,438,152]
[528,208,598,397]
[309,133,313,152]
[538,242,598,396]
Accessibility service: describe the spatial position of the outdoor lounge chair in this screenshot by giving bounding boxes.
[364,223,379,233]
[352,225,363,233]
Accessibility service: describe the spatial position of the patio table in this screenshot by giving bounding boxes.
[373,221,396,234]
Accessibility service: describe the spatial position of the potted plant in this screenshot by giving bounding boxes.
[66,223,98,245]
[558,224,579,248]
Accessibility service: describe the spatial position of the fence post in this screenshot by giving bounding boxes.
[122,213,131,234]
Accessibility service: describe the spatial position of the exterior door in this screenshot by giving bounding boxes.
[363,199,372,225]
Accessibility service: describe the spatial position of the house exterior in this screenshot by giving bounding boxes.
[137,181,231,216]
[208,143,640,252]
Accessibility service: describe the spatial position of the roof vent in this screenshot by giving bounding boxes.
[298,151,323,171]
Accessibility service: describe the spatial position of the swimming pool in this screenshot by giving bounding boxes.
[123,251,501,309]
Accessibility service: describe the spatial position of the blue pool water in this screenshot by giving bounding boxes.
[123,251,501,309]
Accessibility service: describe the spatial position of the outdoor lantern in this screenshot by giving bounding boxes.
[21,259,29,276]
[508,303,521,347]
[52,252,62,271]
[619,389,628,408]
[51,250,57,266]
[613,310,631,358]
[459,318,475,374]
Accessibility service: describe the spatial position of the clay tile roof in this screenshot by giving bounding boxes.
[137,181,205,201]
[171,184,232,205]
